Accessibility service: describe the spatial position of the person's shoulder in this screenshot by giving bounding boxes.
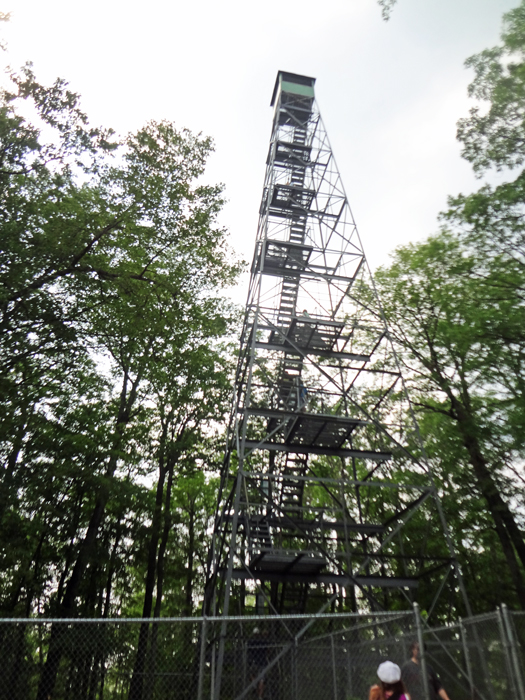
[401,659,419,680]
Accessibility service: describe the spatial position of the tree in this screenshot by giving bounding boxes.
[128,341,234,700]
[447,0,525,470]
[0,65,242,698]
[374,231,525,610]
[373,2,525,610]
[457,1,525,175]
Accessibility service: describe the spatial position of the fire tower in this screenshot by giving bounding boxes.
[204,72,461,623]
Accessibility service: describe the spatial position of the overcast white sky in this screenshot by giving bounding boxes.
[2,0,518,303]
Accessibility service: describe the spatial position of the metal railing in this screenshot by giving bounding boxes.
[0,607,523,700]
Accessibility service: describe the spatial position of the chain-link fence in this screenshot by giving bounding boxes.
[0,608,523,700]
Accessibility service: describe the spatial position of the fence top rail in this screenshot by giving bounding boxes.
[461,611,501,624]
[0,609,515,626]
[0,611,415,624]
[423,621,464,634]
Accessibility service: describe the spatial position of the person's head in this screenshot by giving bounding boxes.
[410,640,427,661]
[377,661,405,695]
[410,641,420,660]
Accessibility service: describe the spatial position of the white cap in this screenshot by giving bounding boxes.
[377,661,401,683]
[253,627,260,634]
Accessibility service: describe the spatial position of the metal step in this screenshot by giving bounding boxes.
[250,517,272,551]
[280,455,308,516]
[294,127,307,145]
[278,582,309,614]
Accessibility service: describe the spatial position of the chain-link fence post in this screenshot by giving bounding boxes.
[497,606,520,698]
[459,620,474,699]
[414,603,431,700]
[198,617,207,700]
[210,625,216,700]
[501,604,525,700]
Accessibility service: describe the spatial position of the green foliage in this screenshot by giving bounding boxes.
[458,3,525,174]
[375,222,525,609]
[0,63,242,627]
[374,3,525,611]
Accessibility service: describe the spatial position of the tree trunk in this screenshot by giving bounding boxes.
[154,453,175,617]
[183,496,199,700]
[0,397,33,520]
[185,500,196,617]
[36,371,140,700]
[438,381,525,607]
[142,452,177,700]
[128,422,170,700]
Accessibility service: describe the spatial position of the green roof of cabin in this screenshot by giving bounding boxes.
[271,71,316,106]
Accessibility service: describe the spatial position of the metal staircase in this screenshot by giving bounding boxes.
[204,72,463,647]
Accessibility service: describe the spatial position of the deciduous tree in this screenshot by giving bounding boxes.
[0,65,241,698]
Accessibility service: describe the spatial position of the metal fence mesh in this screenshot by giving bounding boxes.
[419,622,469,700]
[462,613,512,700]
[0,609,523,700]
[510,610,525,693]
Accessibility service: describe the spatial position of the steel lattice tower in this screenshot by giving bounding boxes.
[204,72,464,625]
